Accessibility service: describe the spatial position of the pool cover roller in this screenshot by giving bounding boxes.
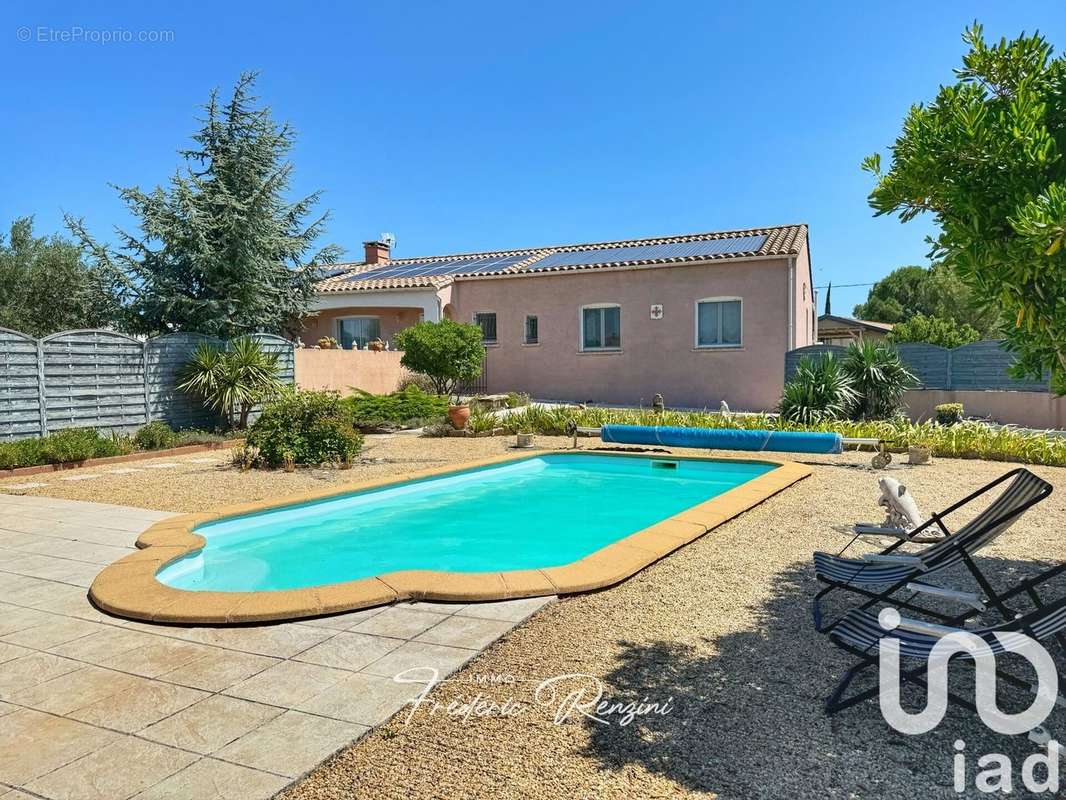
[600,425,844,455]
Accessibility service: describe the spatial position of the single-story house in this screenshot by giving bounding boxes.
[817,314,893,347]
[303,224,815,410]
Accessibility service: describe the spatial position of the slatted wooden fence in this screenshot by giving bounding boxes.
[0,327,294,441]
[785,340,1051,392]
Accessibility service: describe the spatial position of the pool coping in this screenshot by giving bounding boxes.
[88,450,813,624]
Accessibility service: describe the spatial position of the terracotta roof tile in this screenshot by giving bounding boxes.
[317,224,807,293]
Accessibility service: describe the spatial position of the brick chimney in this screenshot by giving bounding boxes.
[363,240,391,265]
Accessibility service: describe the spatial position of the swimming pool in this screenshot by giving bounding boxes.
[90,451,811,623]
[158,454,776,591]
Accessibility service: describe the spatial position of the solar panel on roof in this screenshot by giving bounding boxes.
[522,234,767,271]
[346,252,531,281]
[339,235,765,283]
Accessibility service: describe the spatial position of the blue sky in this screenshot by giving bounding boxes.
[2,2,1063,315]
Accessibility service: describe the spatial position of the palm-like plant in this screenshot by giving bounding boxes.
[177,337,283,429]
[778,355,858,424]
[842,341,918,420]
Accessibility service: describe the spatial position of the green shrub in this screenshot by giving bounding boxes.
[496,405,1066,467]
[344,386,448,430]
[935,403,965,425]
[466,402,497,433]
[394,319,486,398]
[887,314,982,349]
[247,389,363,468]
[134,421,179,451]
[396,372,437,393]
[173,429,228,447]
[93,433,133,459]
[506,391,531,408]
[778,355,858,424]
[777,342,917,424]
[0,437,45,469]
[40,428,106,463]
[841,340,918,420]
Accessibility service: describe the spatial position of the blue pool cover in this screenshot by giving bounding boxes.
[600,425,843,454]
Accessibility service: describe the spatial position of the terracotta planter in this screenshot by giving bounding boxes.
[448,405,471,430]
[908,445,932,465]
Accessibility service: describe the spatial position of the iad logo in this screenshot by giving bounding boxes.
[877,607,1059,735]
[876,607,1063,793]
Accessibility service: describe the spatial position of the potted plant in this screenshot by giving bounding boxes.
[908,439,932,465]
[317,336,338,350]
[282,449,296,473]
[516,428,535,448]
[448,398,471,430]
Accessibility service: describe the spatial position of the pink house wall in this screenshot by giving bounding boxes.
[450,252,811,410]
[793,244,816,348]
[904,389,1066,430]
[295,350,408,396]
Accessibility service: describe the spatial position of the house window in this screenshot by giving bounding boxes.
[524,315,539,344]
[581,305,621,350]
[473,312,497,343]
[336,316,381,349]
[696,298,742,347]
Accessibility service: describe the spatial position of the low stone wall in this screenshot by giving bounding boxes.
[904,389,1066,430]
[294,349,408,396]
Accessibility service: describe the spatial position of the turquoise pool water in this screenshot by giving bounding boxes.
[157,454,775,592]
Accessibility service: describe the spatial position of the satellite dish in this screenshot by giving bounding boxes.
[380,232,396,248]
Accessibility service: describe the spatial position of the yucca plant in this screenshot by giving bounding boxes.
[178,337,283,429]
[842,341,918,420]
[778,355,858,424]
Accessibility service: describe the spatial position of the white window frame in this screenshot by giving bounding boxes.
[579,303,622,352]
[472,311,498,344]
[523,314,539,345]
[694,297,743,349]
[335,315,381,349]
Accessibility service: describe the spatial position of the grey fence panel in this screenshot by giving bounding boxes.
[41,331,148,433]
[247,333,296,383]
[894,343,950,389]
[0,328,44,441]
[784,345,846,381]
[949,340,1049,392]
[786,339,1052,393]
[146,333,227,430]
[0,327,296,442]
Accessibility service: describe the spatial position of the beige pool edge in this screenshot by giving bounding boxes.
[88,451,813,624]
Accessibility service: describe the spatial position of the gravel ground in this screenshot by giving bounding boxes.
[6,439,1066,798]
[276,450,1065,800]
[0,435,561,511]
